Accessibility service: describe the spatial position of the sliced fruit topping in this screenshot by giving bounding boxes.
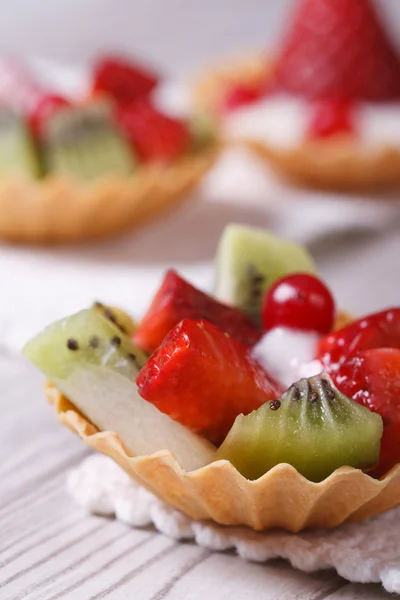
[132,270,262,354]
[92,302,136,336]
[24,308,148,376]
[222,83,264,113]
[23,310,215,471]
[216,373,383,482]
[262,273,335,335]
[214,224,317,326]
[330,348,400,478]
[188,112,217,151]
[42,101,136,179]
[318,308,400,369]
[0,108,41,177]
[92,56,159,104]
[136,318,280,445]
[115,100,190,163]
[271,0,400,101]
[308,99,355,139]
[29,94,70,140]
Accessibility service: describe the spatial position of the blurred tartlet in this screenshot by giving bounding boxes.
[0,56,218,244]
[193,0,400,191]
[24,226,400,531]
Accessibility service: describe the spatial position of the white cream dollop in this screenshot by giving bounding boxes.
[223,96,400,151]
[223,97,311,150]
[251,327,323,388]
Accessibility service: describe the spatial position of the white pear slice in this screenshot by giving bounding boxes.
[23,310,216,471]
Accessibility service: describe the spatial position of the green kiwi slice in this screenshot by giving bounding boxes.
[42,101,136,180]
[92,301,136,337]
[0,109,41,177]
[214,224,317,325]
[216,374,383,482]
[188,112,217,151]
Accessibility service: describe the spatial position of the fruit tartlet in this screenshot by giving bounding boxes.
[24,224,400,531]
[193,0,400,191]
[0,56,218,244]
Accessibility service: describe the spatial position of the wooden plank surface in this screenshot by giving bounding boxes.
[0,350,394,599]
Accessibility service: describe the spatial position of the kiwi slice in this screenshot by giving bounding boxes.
[216,374,383,482]
[214,224,317,324]
[92,302,136,336]
[24,308,147,379]
[42,101,136,180]
[0,109,41,177]
[23,309,215,471]
[188,112,217,151]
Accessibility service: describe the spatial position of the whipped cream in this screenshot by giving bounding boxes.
[223,97,310,150]
[223,96,400,151]
[356,104,400,149]
[251,327,323,387]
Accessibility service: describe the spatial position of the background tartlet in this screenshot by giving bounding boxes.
[194,57,400,191]
[0,147,218,244]
[192,0,400,191]
[0,56,219,244]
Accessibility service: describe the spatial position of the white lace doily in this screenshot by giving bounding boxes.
[68,455,400,594]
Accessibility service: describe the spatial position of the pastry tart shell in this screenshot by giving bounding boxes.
[0,148,218,244]
[193,56,400,191]
[244,139,400,192]
[45,379,400,533]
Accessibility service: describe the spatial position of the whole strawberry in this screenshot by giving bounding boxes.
[272,0,400,101]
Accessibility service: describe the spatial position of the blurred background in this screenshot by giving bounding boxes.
[1,0,400,349]
[2,0,400,75]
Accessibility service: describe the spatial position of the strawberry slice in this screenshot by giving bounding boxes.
[93,56,159,104]
[132,270,262,354]
[271,0,400,101]
[308,99,355,139]
[137,318,281,445]
[115,100,190,162]
[222,83,264,113]
[318,308,400,369]
[333,348,400,477]
[29,94,70,140]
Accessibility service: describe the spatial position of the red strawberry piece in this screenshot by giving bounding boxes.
[115,100,190,162]
[333,348,400,477]
[308,99,355,139]
[318,308,400,369]
[222,83,264,113]
[133,270,262,354]
[29,94,70,140]
[137,318,281,444]
[271,0,400,102]
[93,56,158,104]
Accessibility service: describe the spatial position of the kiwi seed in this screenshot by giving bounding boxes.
[269,400,281,411]
[67,338,79,351]
[89,336,100,349]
